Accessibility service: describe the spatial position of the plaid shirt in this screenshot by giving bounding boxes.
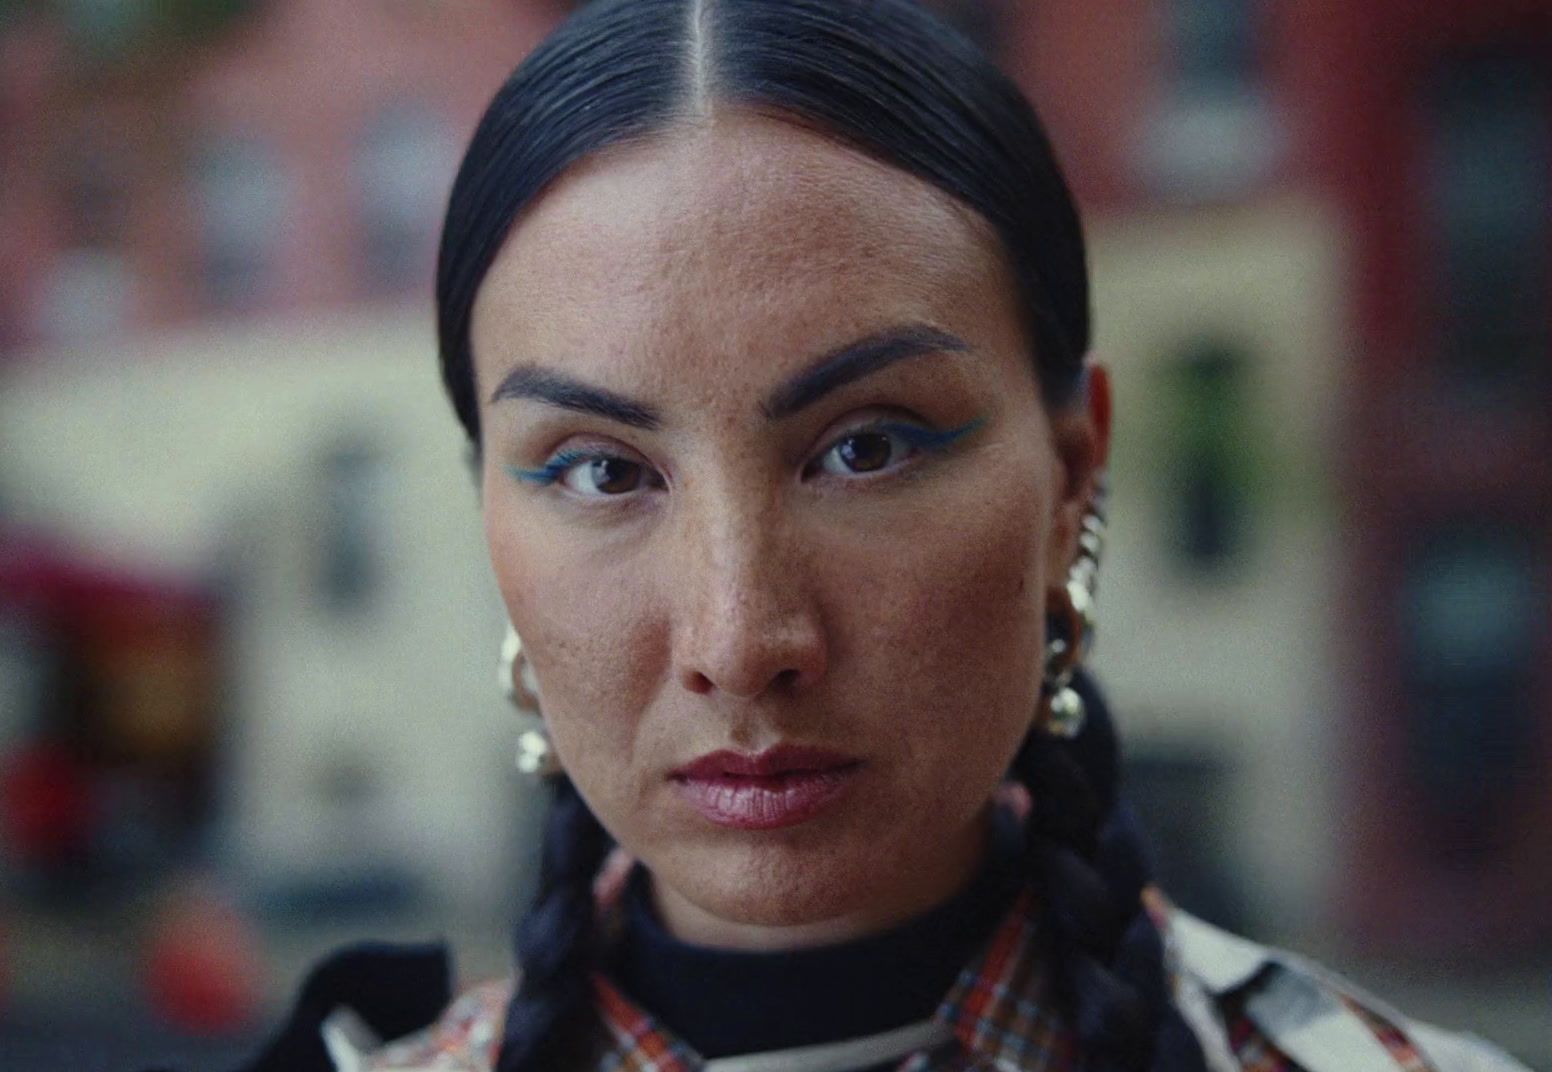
[357,886,1435,1072]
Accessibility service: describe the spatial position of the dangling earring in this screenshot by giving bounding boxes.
[1041,476,1106,738]
[500,623,563,778]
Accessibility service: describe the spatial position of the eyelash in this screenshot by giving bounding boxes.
[513,448,625,488]
[509,418,984,496]
[802,420,983,481]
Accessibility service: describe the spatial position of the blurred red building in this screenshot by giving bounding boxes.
[1308,0,1552,958]
[994,0,1552,957]
[0,0,561,347]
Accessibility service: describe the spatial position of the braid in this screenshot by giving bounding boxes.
[496,776,614,1072]
[1014,670,1210,1072]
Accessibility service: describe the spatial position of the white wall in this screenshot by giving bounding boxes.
[1087,195,1348,934]
[0,307,544,918]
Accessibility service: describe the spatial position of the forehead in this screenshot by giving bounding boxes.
[469,112,1019,394]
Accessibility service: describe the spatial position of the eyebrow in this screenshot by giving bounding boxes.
[488,366,662,430]
[762,324,973,420]
[486,322,972,430]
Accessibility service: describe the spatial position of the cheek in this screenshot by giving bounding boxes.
[929,511,1044,663]
[483,502,666,782]
[827,482,1052,764]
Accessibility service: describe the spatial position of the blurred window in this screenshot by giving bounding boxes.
[56,0,143,55]
[1168,0,1257,95]
[1124,744,1245,932]
[58,122,129,249]
[1425,53,1551,400]
[56,0,255,58]
[1398,522,1545,862]
[355,105,455,293]
[315,437,387,615]
[33,121,134,342]
[1137,0,1279,201]
[1160,339,1253,575]
[32,249,132,343]
[194,133,287,312]
[0,610,47,746]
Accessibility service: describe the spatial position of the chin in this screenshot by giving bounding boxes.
[657,831,919,936]
[713,874,865,929]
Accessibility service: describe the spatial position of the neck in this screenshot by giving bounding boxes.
[648,806,993,951]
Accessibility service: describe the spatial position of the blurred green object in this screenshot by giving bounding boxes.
[14,0,259,61]
[151,0,258,43]
[1156,337,1261,575]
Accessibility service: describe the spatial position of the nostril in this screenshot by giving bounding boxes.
[772,668,801,692]
[683,669,716,695]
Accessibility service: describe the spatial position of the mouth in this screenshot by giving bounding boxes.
[669,746,864,831]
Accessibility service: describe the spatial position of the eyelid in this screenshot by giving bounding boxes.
[864,419,980,452]
[818,415,983,453]
[807,415,985,480]
[508,438,663,492]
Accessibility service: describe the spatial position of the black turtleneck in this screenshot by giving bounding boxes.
[607,807,1025,1063]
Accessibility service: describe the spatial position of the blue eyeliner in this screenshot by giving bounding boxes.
[507,449,593,486]
[508,464,559,486]
[510,417,986,489]
[877,416,986,453]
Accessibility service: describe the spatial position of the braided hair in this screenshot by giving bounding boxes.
[1012,671,1210,1071]
[498,776,614,1070]
[435,2,1210,1069]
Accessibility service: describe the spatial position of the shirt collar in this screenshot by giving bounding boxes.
[589,886,1078,1072]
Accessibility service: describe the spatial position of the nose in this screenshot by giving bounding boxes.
[672,501,827,700]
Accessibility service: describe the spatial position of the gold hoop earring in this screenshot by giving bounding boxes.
[500,623,563,778]
[1041,476,1106,739]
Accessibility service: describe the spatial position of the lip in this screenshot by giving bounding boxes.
[670,746,863,831]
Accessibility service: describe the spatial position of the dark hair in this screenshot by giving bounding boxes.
[435,3,1206,1071]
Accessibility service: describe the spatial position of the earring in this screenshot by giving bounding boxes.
[500,623,563,778]
[1041,476,1106,739]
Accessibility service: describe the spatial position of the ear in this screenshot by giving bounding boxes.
[1043,364,1112,583]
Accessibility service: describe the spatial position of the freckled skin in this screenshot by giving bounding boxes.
[470,113,1107,951]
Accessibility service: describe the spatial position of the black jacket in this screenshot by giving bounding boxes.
[138,942,451,1072]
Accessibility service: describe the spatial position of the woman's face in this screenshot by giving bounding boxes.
[470,114,1104,949]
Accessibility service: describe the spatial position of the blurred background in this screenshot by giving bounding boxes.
[0,0,1547,1068]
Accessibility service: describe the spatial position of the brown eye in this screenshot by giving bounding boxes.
[814,426,925,479]
[562,456,652,495]
[835,432,895,473]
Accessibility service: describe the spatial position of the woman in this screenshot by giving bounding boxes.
[242,2,1532,1070]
